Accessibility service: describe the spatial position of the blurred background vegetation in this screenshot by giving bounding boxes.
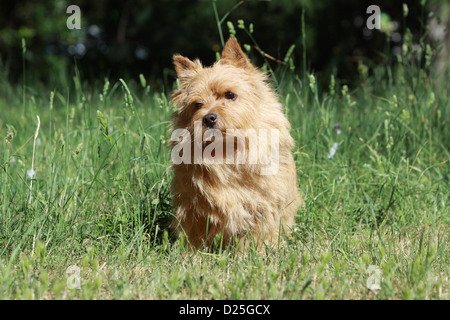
[0,0,448,89]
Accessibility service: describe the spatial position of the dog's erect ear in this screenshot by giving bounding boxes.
[220,38,253,69]
[173,54,201,82]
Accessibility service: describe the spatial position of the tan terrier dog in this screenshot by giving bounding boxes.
[170,38,302,250]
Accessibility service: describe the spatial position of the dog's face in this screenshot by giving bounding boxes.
[171,38,270,135]
[170,38,291,169]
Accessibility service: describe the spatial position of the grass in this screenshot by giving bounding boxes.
[0,34,449,300]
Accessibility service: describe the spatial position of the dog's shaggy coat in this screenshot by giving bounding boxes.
[170,38,303,249]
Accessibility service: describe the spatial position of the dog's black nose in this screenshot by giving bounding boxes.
[203,113,218,128]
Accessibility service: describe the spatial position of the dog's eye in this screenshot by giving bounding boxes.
[195,102,203,109]
[224,91,236,101]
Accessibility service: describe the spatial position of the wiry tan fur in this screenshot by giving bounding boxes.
[170,38,303,250]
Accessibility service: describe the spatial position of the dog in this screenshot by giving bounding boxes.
[170,38,302,250]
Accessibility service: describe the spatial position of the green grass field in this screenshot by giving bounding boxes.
[0,36,449,300]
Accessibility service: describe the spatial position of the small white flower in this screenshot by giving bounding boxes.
[27,169,36,179]
[333,123,341,135]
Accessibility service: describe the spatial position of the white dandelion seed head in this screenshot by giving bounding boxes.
[327,142,339,159]
[27,169,36,179]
